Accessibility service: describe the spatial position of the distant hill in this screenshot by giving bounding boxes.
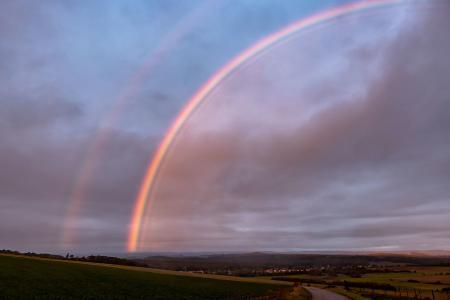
[136,252,450,273]
[132,250,450,258]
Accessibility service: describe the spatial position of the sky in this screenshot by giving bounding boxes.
[1,0,449,254]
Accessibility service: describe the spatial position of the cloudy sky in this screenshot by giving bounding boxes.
[1,0,449,254]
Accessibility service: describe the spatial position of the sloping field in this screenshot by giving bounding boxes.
[0,254,288,299]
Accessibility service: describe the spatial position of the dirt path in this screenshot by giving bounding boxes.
[305,287,348,300]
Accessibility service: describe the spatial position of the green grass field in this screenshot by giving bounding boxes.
[0,255,287,299]
[329,287,369,300]
[271,268,450,291]
[262,266,450,300]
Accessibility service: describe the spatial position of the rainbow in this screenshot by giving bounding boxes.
[60,1,218,249]
[127,0,406,252]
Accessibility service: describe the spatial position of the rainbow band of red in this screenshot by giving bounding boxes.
[127,0,403,252]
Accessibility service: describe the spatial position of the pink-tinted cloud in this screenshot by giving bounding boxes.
[140,4,450,251]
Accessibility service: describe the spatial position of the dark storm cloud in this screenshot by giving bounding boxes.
[140,3,450,251]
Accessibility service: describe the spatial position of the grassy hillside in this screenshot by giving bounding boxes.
[0,255,287,299]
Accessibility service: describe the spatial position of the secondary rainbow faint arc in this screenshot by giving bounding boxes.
[60,1,220,249]
[127,0,404,252]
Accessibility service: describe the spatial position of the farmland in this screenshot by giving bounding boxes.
[2,251,450,299]
[134,252,450,299]
[0,254,289,299]
[271,266,450,299]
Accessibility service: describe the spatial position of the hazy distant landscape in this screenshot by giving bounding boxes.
[2,250,450,299]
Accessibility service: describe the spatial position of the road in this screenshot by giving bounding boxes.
[305,287,348,300]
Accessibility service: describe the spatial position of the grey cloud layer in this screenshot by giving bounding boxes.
[141,4,450,251]
[1,1,449,253]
